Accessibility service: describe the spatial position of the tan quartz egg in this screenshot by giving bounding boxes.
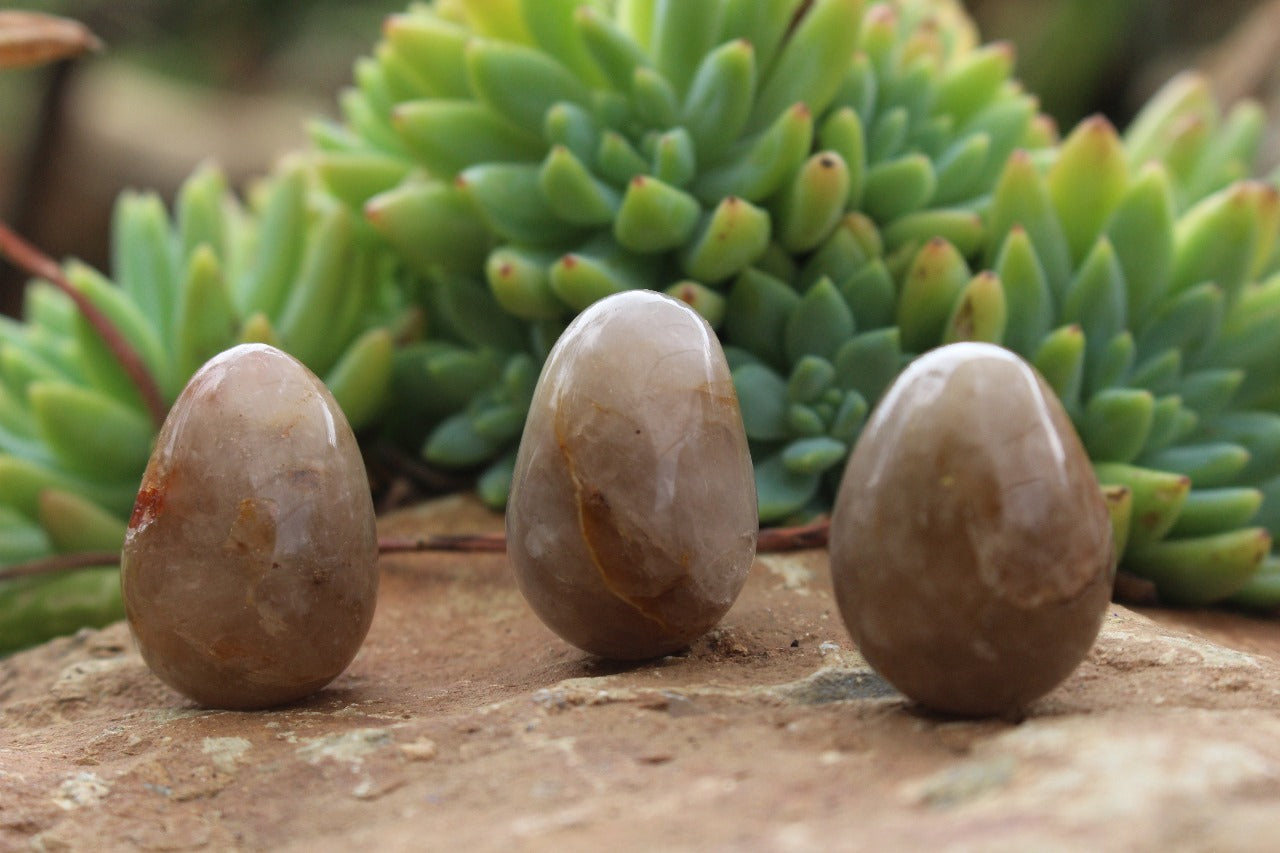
[121,344,378,709]
[830,342,1114,716]
[506,290,758,659]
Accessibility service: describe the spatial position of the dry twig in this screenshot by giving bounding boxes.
[0,519,835,581]
[0,221,169,427]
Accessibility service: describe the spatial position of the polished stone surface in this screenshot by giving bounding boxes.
[507,291,757,659]
[830,342,1114,716]
[121,344,378,709]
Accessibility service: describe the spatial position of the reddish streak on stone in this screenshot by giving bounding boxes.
[129,483,165,529]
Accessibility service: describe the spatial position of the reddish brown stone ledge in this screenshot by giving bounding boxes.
[3,495,1280,851]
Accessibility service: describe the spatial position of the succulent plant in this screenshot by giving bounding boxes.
[315,0,1280,606]
[0,164,402,652]
[315,0,1045,500]
[5,0,1280,653]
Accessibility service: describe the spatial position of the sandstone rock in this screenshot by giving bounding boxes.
[4,497,1280,852]
[506,290,757,659]
[120,344,378,710]
[830,343,1114,716]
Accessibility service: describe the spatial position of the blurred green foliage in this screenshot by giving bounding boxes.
[970,0,1265,128]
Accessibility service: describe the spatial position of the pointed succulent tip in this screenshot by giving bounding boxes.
[1032,114,1059,139]
[1233,179,1278,205]
[1105,484,1132,502]
[1134,159,1172,181]
[1166,69,1211,95]
[1173,114,1208,138]
[1008,148,1034,166]
[1258,182,1280,209]
[560,254,579,270]
[865,4,898,26]
[1077,114,1118,136]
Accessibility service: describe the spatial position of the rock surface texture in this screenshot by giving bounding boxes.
[507,290,757,659]
[4,498,1280,851]
[120,344,378,710]
[831,343,1115,716]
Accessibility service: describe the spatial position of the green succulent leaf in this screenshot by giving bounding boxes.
[724,267,800,370]
[1142,442,1253,489]
[785,277,855,364]
[1124,527,1269,606]
[1079,388,1155,464]
[897,238,970,353]
[782,436,848,476]
[833,327,902,406]
[732,362,789,441]
[755,453,822,523]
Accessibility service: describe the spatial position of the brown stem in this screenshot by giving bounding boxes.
[757,517,830,551]
[378,533,508,553]
[378,520,833,556]
[0,550,118,580]
[1112,570,1160,605]
[788,0,816,34]
[0,520,836,582]
[0,220,168,427]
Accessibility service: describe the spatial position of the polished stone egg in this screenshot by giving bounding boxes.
[121,344,378,709]
[506,290,757,659]
[829,342,1114,716]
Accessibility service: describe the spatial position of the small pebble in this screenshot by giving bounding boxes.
[399,739,438,762]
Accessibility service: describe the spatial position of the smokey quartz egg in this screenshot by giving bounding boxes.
[506,290,758,659]
[121,344,378,709]
[830,343,1114,716]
